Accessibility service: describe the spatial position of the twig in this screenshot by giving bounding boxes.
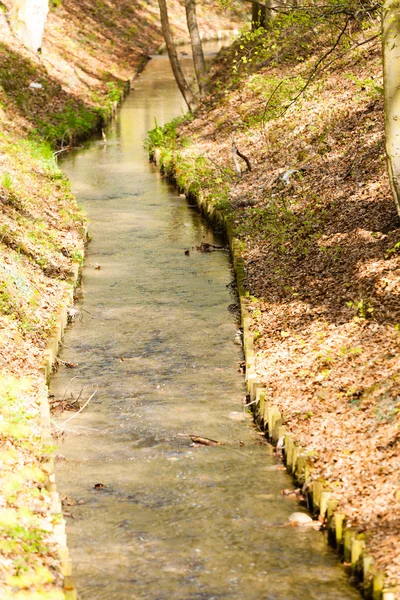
[261,79,285,124]
[236,147,252,172]
[232,134,252,174]
[53,145,72,157]
[191,435,222,446]
[259,30,379,133]
[232,134,242,176]
[75,387,83,404]
[323,30,380,68]
[277,16,351,118]
[244,397,259,407]
[242,0,380,16]
[54,390,97,432]
[205,156,234,182]
[62,375,82,399]
[53,129,72,160]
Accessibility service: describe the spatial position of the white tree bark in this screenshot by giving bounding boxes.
[9,0,49,52]
[184,0,208,98]
[158,0,198,112]
[383,0,400,216]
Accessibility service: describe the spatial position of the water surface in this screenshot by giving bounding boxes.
[52,44,360,600]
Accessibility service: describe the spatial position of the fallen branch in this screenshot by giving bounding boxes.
[236,147,252,172]
[62,375,81,399]
[53,145,72,158]
[54,390,97,432]
[232,134,252,175]
[191,435,223,446]
[196,242,226,252]
[55,357,78,368]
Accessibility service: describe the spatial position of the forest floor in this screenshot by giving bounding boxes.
[0,1,241,597]
[147,17,400,594]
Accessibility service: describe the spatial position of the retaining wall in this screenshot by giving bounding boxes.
[38,227,88,600]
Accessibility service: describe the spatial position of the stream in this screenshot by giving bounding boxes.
[52,43,361,600]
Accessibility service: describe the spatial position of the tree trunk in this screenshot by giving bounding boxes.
[9,0,49,52]
[383,0,400,216]
[251,2,266,29]
[265,0,277,26]
[185,0,208,98]
[252,0,277,30]
[158,0,198,112]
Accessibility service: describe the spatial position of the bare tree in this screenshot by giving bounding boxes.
[383,0,400,216]
[158,0,198,111]
[185,0,208,97]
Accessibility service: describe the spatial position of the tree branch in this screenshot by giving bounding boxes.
[277,15,351,118]
[232,134,252,174]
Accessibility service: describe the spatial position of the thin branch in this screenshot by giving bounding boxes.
[53,145,72,158]
[259,29,380,128]
[54,389,97,432]
[261,80,284,121]
[245,397,259,407]
[236,147,252,172]
[324,30,380,66]
[277,15,351,119]
[205,156,234,182]
[232,134,242,176]
[62,375,81,399]
[241,0,380,14]
[232,134,252,173]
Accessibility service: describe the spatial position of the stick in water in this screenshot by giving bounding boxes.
[55,390,98,432]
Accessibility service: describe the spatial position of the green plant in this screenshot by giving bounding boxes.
[346,74,383,99]
[34,104,100,147]
[145,114,194,153]
[385,240,400,258]
[106,81,121,103]
[346,298,374,319]
[0,282,14,315]
[70,249,84,265]
[1,173,12,189]
[338,345,363,357]
[236,194,325,260]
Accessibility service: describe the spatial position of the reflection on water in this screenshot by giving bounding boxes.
[52,44,360,599]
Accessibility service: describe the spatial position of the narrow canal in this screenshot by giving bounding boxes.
[52,44,360,599]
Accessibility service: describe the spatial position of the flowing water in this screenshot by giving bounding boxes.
[52,43,360,600]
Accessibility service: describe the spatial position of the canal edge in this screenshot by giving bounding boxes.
[151,147,398,600]
[38,227,88,600]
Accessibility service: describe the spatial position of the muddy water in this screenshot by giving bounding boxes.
[52,45,360,599]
